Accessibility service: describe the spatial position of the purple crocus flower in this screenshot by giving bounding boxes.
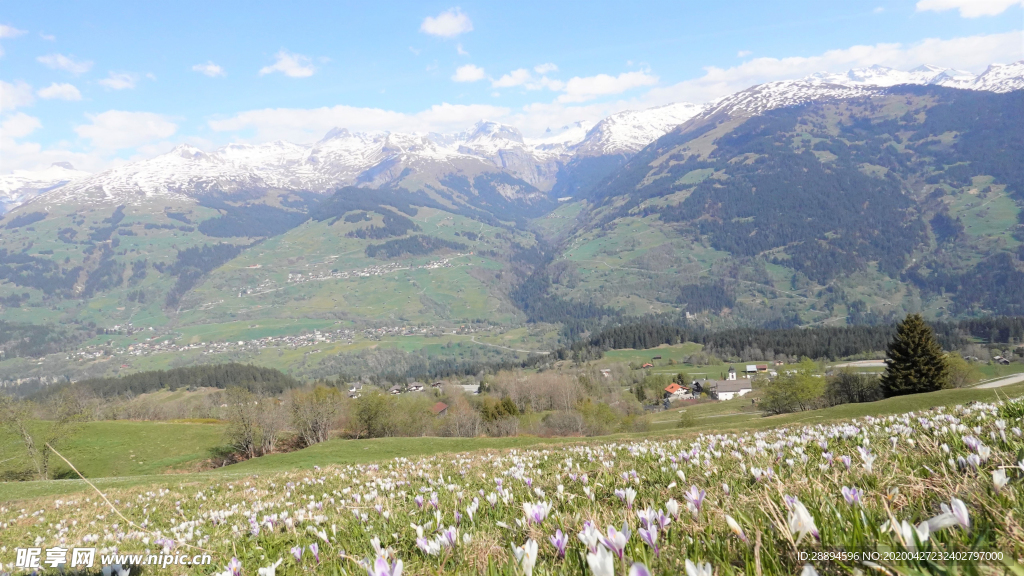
[522,501,552,525]
[367,556,403,576]
[841,486,861,506]
[684,485,706,517]
[291,546,303,562]
[601,523,631,560]
[442,525,458,547]
[429,493,439,509]
[839,455,852,470]
[628,563,652,576]
[414,495,424,509]
[656,509,672,532]
[549,529,568,559]
[227,558,242,576]
[638,526,659,557]
[309,543,320,563]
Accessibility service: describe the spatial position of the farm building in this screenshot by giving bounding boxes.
[663,382,692,400]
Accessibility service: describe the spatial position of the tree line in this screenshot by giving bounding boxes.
[570,316,1024,361]
[34,363,299,399]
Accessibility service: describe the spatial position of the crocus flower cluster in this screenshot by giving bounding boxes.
[0,396,1019,575]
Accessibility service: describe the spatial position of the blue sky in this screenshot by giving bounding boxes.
[1,0,1021,172]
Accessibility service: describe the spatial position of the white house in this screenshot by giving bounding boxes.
[696,379,754,401]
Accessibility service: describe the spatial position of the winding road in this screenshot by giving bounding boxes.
[470,335,550,355]
[975,372,1024,389]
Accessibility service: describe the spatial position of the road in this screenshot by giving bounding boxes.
[975,372,1024,389]
[830,360,887,368]
[470,336,550,355]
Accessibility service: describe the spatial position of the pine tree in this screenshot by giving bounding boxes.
[881,313,949,397]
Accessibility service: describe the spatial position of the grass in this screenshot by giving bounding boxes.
[2,390,1022,575]
[0,420,228,483]
[4,380,1024,503]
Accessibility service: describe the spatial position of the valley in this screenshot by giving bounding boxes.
[1,63,1023,385]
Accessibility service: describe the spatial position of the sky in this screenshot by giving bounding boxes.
[1,0,1022,173]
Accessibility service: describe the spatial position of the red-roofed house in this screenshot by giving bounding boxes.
[431,402,449,416]
[664,382,691,400]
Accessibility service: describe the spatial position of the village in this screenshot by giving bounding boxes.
[62,322,496,363]
[658,363,776,402]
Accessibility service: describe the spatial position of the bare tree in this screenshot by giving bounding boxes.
[0,389,85,480]
[257,398,287,455]
[225,387,261,459]
[291,386,342,445]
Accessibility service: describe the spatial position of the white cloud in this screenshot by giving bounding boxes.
[37,53,93,74]
[452,64,486,82]
[208,102,510,143]
[558,70,659,103]
[0,80,34,111]
[643,30,1024,105]
[37,82,82,101]
[98,72,137,90]
[75,111,177,149]
[873,6,885,13]
[1,112,41,138]
[490,67,564,91]
[39,32,56,41]
[492,68,532,88]
[737,50,752,57]
[916,0,1022,17]
[534,63,558,74]
[259,50,316,78]
[457,43,469,56]
[192,61,225,77]
[420,8,473,37]
[0,24,26,38]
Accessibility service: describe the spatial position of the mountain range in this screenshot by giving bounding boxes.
[4,62,1021,214]
[0,61,1021,382]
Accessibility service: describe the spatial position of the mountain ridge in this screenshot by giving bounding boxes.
[5,61,1020,215]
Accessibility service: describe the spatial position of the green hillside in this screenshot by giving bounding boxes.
[540,86,1023,329]
[1,86,1022,383]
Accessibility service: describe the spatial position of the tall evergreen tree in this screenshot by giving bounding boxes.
[881,313,949,396]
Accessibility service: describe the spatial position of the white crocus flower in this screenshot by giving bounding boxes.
[257,558,283,576]
[586,545,616,576]
[787,498,819,544]
[684,559,713,576]
[993,469,1009,491]
[512,539,538,576]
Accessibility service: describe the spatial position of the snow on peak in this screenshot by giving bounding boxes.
[701,60,1023,120]
[967,61,1024,92]
[13,61,1019,212]
[574,102,706,157]
[464,120,525,144]
[0,163,92,214]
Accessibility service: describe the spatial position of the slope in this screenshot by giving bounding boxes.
[543,85,1024,327]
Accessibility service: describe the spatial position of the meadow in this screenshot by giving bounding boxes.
[1,389,1022,575]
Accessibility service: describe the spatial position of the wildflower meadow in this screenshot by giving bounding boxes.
[2,396,1024,575]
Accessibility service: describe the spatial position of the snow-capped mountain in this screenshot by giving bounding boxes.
[25,112,707,209]
[964,61,1024,92]
[8,61,1023,213]
[0,163,91,214]
[698,60,1024,120]
[573,102,706,157]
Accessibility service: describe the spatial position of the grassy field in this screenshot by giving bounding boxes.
[0,420,228,483]
[2,387,1022,575]
[3,379,1023,503]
